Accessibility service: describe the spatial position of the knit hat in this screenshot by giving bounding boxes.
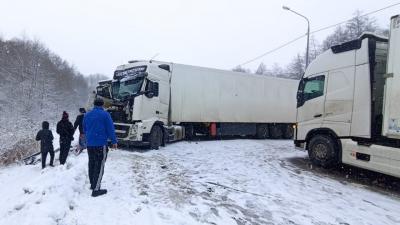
[62,111,69,119]
[94,98,104,106]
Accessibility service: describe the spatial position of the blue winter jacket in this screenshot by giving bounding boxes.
[83,106,117,147]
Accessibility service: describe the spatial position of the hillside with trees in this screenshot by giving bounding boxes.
[0,37,106,164]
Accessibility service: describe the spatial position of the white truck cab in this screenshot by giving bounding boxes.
[109,61,173,148]
[295,15,400,178]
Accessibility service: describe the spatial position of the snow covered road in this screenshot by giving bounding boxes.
[0,140,399,225]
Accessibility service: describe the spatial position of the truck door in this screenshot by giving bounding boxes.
[296,75,326,140]
[323,68,355,137]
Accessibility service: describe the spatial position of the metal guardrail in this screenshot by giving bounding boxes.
[21,145,76,165]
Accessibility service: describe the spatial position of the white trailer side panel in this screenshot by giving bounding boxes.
[170,64,298,123]
[383,15,400,139]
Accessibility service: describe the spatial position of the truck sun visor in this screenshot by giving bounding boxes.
[114,66,147,80]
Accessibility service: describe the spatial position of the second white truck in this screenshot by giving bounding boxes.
[103,61,298,149]
[295,15,400,178]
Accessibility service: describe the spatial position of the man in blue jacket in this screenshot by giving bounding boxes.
[83,98,117,197]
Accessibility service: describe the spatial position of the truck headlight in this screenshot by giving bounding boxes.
[130,125,138,135]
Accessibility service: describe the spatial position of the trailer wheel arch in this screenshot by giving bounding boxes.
[305,128,342,162]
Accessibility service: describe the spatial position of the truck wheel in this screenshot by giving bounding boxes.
[308,135,338,168]
[149,125,163,150]
[283,125,294,139]
[256,124,269,139]
[184,125,195,140]
[270,125,283,139]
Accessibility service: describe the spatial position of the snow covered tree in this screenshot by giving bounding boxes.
[270,63,285,77]
[0,36,90,164]
[232,65,251,73]
[322,11,378,50]
[286,54,305,79]
[255,63,267,75]
[86,73,109,91]
[346,10,378,38]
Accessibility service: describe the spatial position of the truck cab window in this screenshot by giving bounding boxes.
[303,76,325,101]
[145,80,159,97]
[298,76,325,106]
[96,86,111,99]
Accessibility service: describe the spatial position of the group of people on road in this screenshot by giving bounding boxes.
[35,98,117,197]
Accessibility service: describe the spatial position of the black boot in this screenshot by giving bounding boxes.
[92,189,107,197]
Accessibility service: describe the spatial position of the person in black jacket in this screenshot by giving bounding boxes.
[36,121,55,169]
[56,111,74,165]
[74,108,87,154]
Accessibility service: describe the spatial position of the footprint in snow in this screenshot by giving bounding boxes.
[23,187,34,194]
[13,203,25,211]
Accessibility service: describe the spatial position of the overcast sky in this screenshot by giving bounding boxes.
[1,0,399,77]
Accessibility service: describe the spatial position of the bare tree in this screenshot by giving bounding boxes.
[232,65,251,73]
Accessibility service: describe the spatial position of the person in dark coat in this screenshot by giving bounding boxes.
[56,111,74,165]
[83,98,117,197]
[35,121,55,169]
[74,108,87,153]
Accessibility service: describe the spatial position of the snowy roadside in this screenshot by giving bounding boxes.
[0,140,399,225]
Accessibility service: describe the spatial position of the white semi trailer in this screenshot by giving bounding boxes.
[295,15,400,178]
[105,61,298,149]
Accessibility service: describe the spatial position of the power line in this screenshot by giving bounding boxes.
[237,2,400,67]
[311,2,400,34]
[238,34,306,67]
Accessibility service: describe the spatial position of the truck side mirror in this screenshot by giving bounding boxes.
[145,80,159,98]
[296,79,305,108]
[153,82,159,97]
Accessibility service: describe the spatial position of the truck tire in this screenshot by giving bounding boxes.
[149,125,163,150]
[308,135,339,168]
[283,125,294,139]
[256,124,269,139]
[184,124,195,140]
[270,125,283,139]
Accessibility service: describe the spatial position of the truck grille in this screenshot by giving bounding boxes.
[109,110,127,123]
[114,124,130,139]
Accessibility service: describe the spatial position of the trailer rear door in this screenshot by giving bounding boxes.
[383,15,400,139]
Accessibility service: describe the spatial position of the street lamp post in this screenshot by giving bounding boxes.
[283,6,310,68]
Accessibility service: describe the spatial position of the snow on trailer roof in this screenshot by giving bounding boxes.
[117,60,298,81]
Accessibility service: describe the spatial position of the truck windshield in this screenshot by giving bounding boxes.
[117,77,144,99]
[96,85,111,99]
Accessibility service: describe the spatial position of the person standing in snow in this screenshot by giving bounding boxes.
[83,98,117,197]
[74,108,87,154]
[56,111,74,165]
[35,121,55,169]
